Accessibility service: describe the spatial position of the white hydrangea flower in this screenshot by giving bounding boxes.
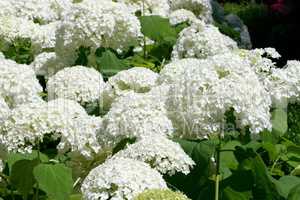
[0,159,3,181]
[169,9,197,26]
[0,97,10,125]
[169,0,213,23]
[0,52,4,59]
[0,99,101,158]
[0,57,43,107]
[100,92,174,149]
[30,52,66,77]
[172,21,237,60]
[81,158,167,200]
[0,0,72,23]
[113,136,195,175]
[108,67,159,96]
[116,0,170,17]
[165,53,271,138]
[146,84,171,107]
[266,60,300,105]
[55,0,141,65]
[158,58,204,84]
[47,66,107,106]
[0,15,59,54]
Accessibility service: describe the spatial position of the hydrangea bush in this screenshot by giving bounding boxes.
[0,0,300,200]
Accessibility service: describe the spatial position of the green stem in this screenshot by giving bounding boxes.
[215,127,222,200]
[142,0,146,59]
[35,141,41,200]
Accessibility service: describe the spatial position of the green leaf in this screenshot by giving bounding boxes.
[33,164,73,200]
[223,186,251,200]
[96,49,129,77]
[271,108,288,137]
[288,183,300,200]
[10,159,40,199]
[220,141,241,179]
[234,147,282,200]
[139,15,177,44]
[276,176,300,198]
[7,151,48,173]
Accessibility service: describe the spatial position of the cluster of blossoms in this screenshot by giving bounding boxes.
[113,136,195,175]
[47,66,109,106]
[172,20,238,60]
[55,0,142,65]
[0,99,101,158]
[107,67,159,96]
[100,92,174,148]
[0,97,9,125]
[134,189,190,200]
[0,57,42,107]
[161,53,272,137]
[81,158,167,200]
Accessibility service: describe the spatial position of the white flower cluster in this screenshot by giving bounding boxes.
[266,60,300,105]
[47,66,108,105]
[169,0,213,23]
[116,0,170,17]
[81,158,167,200]
[0,99,101,158]
[0,57,42,108]
[0,0,72,23]
[163,53,271,137]
[169,9,197,26]
[113,136,195,175]
[0,97,10,125]
[0,15,58,53]
[108,67,159,96]
[100,92,174,148]
[172,21,237,60]
[30,52,66,77]
[55,0,141,65]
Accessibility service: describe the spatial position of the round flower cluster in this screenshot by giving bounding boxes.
[266,60,300,105]
[108,67,159,96]
[116,0,170,17]
[0,99,101,158]
[81,158,167,200]
[30,52,66,77]
[164,53,272,138]
[47,66,108,106]
[55,0,141,65]
[100,92,174,149]
[113,136,195,175]
[169,0,213,23]
[0,15,58,53]
[0,57,42,107]
[134,189,191,200]
[172,21,237,60]
[0,97,10,125]
[169,9,197,26]
[0,0,72,23]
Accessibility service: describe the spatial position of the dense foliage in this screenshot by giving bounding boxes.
[0,0,299,200]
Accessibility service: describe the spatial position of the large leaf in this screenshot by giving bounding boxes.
[96,49,129,77]
[220,141,241,179]
[234,147,282,200]
[10,159,40,199]
[7,151,48,173]
[33,164,73,200]
[223,187,251,200]
[288,184,300,200]
[276,176,300,198]
[139,15,177,44]
[166,139,217,199]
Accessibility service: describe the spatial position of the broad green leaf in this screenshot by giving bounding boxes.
[220,141,241,179]
[10,159,40,199]
[34,164,73,200]
[271,108,288,137]
[223,186,251,200]
[234,147,282,200]
[139,15,177,44]
[276,176,300,198]
[96,49,129,77]
[7,151,48,173]
[288,183,300,200]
